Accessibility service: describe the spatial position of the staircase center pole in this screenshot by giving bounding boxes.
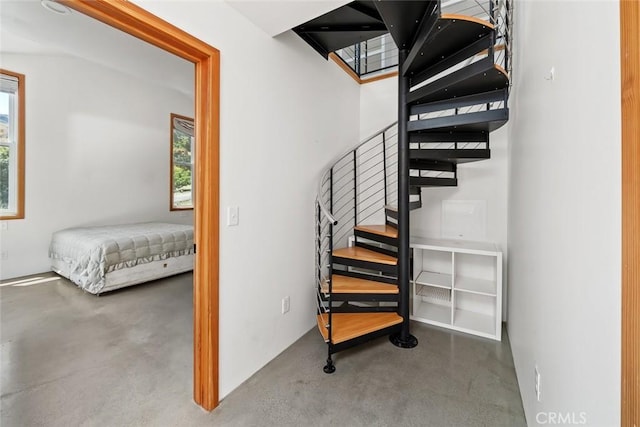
[390,49,418,349]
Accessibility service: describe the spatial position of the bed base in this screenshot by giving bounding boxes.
[51,254,194,294]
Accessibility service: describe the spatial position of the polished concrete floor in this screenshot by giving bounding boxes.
[1,273,526,426]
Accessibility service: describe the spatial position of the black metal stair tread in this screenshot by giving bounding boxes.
[404,14,494,77]
[410,148,491,163]
[321,275,398,294]
[408,108,509,134]
[410,159,456,171]
[373,0,438,49]
[409,131,488,143]
[411,89,508,117]
[316,312,403,344]
[333,246,397,265]
[410,177,458,187]
[384,201,421,217]
[408,61,509,106]
[302,30,390,55]
[292,1,387,57]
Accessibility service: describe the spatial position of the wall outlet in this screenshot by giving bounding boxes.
[1,251,8,260]
[281,296,290,314]
[535,365,541,401]
[0,221,7,231]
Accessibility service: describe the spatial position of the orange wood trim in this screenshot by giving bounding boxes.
[361,71,399,84]
[621,0,640,425]
[61,0,220,411]
[329,52,362,83]
[495,63,508,78]
[477,43,506,57]
[0,68,25,220]
[169,113,194,212]
[329,52,398,85]
[441,14,495,30]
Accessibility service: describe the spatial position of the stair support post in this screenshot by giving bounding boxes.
[382,133,387,205]
[390,48,418,349]
[353,150,358,229]
[323,168,336,374]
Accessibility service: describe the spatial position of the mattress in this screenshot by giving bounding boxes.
[49,222,194,294]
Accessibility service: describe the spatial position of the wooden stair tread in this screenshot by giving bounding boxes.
[354,224,398,239]
[333,246,397,265]
[321,275,398,294]
[316,313,403,344]
[440,14,494,30]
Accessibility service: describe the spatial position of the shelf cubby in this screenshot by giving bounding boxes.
[410,236,502,341]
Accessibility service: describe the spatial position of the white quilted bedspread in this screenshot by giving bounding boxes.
[49,222,194,293]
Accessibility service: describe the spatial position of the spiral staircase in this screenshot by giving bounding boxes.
[298,0,512,373]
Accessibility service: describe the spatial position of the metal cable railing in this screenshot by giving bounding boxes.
[335,33,399,77]
[315,123,398,328]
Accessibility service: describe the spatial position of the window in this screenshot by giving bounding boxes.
[0,69,25,220]
[170,113,194,210]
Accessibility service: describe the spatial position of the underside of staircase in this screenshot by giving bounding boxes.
[305,0,510,373]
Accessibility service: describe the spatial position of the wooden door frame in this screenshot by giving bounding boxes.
[621,0,639,425]
[60,0,220,411]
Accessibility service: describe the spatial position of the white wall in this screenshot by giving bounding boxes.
[360,76,510,317]
[507,1,621,425]
[0,53,194,280]
[134,1,361,398]
[359,77,397,139]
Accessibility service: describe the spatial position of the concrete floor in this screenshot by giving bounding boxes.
[1,273,526,426]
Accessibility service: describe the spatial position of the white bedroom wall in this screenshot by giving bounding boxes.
[360,76,510,317]
[507,1,621,425]
[134,1,360,398]
[0,53,194,280]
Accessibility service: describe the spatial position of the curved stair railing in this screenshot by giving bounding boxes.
[315,123,401,355]
[316,122,399,249]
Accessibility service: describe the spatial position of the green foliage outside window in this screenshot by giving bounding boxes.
[0,146,8,209]
[171,115,194,209]
[173,130,192,192]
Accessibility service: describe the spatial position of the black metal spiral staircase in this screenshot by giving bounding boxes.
[300,0,510,373]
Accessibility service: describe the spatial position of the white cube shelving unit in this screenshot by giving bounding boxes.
[410,236,502,341]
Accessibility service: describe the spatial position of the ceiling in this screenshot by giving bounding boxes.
[0,0,194,97]
[226,0,351,37]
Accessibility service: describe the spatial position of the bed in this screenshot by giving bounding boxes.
[49,222,194,294]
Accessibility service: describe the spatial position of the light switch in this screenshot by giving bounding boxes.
[0,222,7,231]
[227,206,239,226]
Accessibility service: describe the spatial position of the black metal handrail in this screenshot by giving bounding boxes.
[315,122,398,332]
